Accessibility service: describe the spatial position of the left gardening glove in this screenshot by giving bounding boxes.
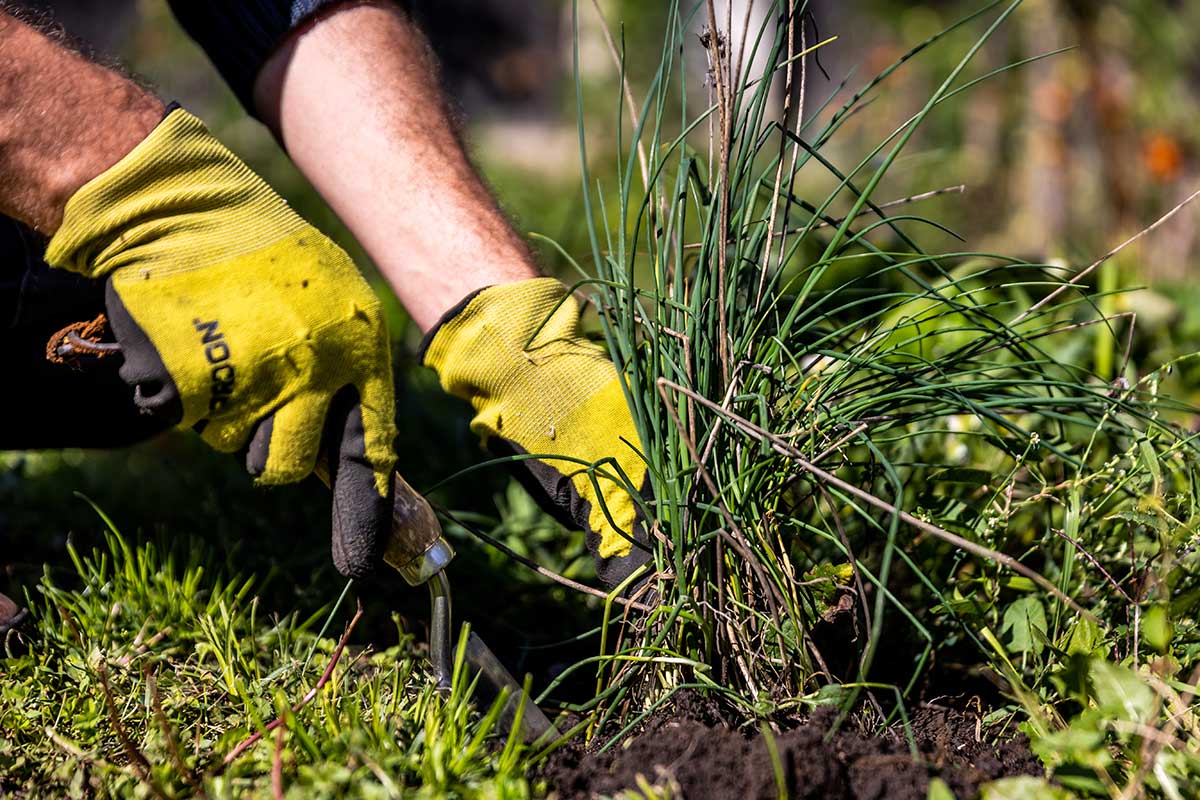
[44,106,398,578]
[422,278,652,588]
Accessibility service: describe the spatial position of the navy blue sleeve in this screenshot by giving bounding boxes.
[166,0,346,114]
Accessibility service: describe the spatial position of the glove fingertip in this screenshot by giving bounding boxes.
[326,390,392,577]
[245,414,274,477]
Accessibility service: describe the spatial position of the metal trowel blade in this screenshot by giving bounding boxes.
[464,631,560,744]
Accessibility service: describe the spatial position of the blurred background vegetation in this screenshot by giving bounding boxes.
[4,0,1200,696]
[22,0,1200,373]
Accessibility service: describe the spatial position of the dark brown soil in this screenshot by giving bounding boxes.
[540,693,1042,799]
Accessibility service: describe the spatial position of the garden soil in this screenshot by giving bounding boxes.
[540,692,1042,799]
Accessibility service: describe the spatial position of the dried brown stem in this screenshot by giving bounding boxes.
[95,660,168,800]
[146,665,207,798]
[705,0,733,388]
[1013,187,1200,325]
[756,0,800,309]
[586,0,649,193]
[272,726,286,800]
[116,626,172,667]
[45,725,115,772]
[58,607,169,799]
[1049,527,1133,604]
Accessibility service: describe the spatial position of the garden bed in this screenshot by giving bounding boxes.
[541,692,1041,799]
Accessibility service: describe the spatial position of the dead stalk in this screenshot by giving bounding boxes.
[1013,187,1200,325]
[59,607,169,799]
[146,665,207,798]
[587,0,650,194]
[756,0,802,309]
[95,661,168,800]
[705,0,733,388]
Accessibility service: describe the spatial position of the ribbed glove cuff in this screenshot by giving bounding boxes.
[45,108,304,278]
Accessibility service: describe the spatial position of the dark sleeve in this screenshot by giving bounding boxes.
[166,0,345,114]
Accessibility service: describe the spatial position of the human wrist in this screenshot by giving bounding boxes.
[0,15,164,233]
[42,92,164,232]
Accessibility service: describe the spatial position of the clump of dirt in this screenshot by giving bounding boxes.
[540,693,1042,799]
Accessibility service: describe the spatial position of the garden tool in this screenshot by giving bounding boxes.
[51,327,559,744]
[371,469,558,743]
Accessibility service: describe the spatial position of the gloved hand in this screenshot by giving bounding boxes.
[421,278,652,588]
[44,107,397,578]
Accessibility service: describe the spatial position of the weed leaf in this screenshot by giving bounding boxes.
[1001,596,1048,656]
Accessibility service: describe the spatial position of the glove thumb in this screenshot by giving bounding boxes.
[247,387,391,578]
[324,388,392,578]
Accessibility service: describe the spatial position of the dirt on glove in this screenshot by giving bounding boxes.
[539,691,1042,799]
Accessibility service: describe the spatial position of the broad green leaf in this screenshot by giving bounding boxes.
[1003,577,1037,593]
[1138,439,1163,495]
[802,562,854,585]
[1143,604,1173,654]
[1030,712,1109,770]
[811,683,851,706]
[980,776,1074,800]
[1063,616,1103,657]
[1090,659,1156,725]
[927,777,956,800]
[1000,596,1047,655]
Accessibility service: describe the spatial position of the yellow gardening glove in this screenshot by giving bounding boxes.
[44,107,397,577]
[422,278,651,587]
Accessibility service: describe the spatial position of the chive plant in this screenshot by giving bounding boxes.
[550,0,1200,740]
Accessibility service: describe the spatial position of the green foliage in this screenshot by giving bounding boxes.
[927,778,957,800]
[979,776,1076,800]
[7,3,1200,797]
[1001,595,1048,657]
[0,517,532,798]
[558,2,1200,797]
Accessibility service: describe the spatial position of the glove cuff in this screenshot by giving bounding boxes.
[419,277,583,395]
[416,285,490,366]
[45,107,305,278]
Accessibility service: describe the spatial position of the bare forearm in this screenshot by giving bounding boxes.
[0,13,163,234]
[253,2,539,332]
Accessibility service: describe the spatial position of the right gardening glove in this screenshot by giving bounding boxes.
[43,106,398,579]
[421,278,652,588]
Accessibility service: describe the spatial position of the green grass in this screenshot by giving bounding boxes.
[0,513,534,798]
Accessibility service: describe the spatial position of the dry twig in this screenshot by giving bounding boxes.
[1014,187,1200,325]
[59,607,169,799]
[146,665,207,798]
